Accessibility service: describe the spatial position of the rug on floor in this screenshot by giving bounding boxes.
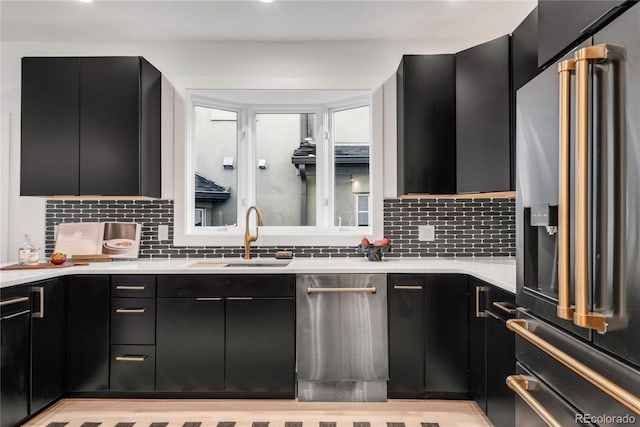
[46,422,441,427]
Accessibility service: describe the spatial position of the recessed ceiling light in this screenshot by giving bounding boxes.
[78,0,94,3]
[260,0,274,3]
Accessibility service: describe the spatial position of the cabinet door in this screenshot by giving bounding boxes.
[456,36,511,193]
[80,57,140,196]
[0,295,30,427]
[538,0,627,67]
[512,8,540,92]
[468,280,487,412]
[21,57,80,196]
[31,279,66,414]
[156,298,224,392]
[225,298,295,395]
[397,55,456,195]
[388,275,425,397]
[486,314,516,427]
[67,275,110,392]
[424,275,469,396]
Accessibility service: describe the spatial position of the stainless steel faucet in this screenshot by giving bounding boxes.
[244,206,264,259]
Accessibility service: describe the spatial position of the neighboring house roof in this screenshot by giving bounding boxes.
[291,142,369,166]
[195,173,231,201]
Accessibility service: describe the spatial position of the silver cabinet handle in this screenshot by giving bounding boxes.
[115,308,146,314]
[393,285,423,290]
[115,355,147,362]
[507,375,562,427]
[307,287,377,294]
[116,285,146,291]
[32,287,44,319]
[493,301,517,314]
[0,296,29,307]
[196,297,223,301]
[227,297,253,301]
[0,309,31,321]
[475,286,488,318]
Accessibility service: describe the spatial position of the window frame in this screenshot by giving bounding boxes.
[174,89,383,247]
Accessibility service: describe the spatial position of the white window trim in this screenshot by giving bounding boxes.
[174,89,384,247]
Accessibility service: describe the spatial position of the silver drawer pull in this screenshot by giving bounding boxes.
[116,285,146,291]
[196,297,223,301]
[393,285,423,290]
[0,296,29,307]
[227,297,253,301]
[115,308,146,314]
[32,287,44,319]
[1,309,31,321]
[493,301,517,314]
[307,287,377,294]
[115,355,147,362]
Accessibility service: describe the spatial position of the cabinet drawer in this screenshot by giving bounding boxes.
[110,298,155,345]
[110,345,155,392]
[158,275,295,298]
[111,275,156,298]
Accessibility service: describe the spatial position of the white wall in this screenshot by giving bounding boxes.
[1,39,463,262]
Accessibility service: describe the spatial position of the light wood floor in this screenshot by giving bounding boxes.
[24,399,492,427]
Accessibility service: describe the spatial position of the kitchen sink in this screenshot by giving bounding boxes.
[188,260,291,268]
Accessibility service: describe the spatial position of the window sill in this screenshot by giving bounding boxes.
[173,227,373,247]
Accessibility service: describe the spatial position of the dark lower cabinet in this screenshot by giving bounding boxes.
[225,298,295,395]
[0,287,31,427]
[388,275,425,396]
[66,275,110,393]
[468,282,487,413]
[110,345,155,392]
[468,278,516,427]
[486,310,516,427]
[388,274,469,398]
[30,279,66,414]
[156,298,225,392]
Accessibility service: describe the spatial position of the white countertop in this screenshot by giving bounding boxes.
[0,257,516,293]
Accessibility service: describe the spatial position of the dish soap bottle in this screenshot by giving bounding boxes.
[18,234,35,266]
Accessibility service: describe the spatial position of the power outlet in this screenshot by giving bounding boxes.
[418,225,436,242]
[158,224,169,241]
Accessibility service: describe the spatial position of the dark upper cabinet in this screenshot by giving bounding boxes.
[66,275,110,392]
[511,7,540,92]
[21,56,161,197]
[21,58,80,196]
[30,279,66,415]
[397,55,456,195]
[388,274,468,398]
[456,36,511,193]
[0,286,31,427]
[537,0,630,68]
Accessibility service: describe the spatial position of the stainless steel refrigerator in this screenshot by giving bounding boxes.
[514,3,640,425]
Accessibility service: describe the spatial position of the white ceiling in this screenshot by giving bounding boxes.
[1,0,536,45]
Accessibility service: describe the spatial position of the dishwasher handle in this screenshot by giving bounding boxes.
[307,287,377,294]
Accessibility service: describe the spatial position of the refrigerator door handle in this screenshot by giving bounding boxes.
[557,59,576,321]
[572,44,623,334]
[507,375,562,427]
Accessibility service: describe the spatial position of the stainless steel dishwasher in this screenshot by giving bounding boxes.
[296,274,388,402]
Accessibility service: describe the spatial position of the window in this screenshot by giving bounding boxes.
[176,89,382,246]
[356,194,370,226]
